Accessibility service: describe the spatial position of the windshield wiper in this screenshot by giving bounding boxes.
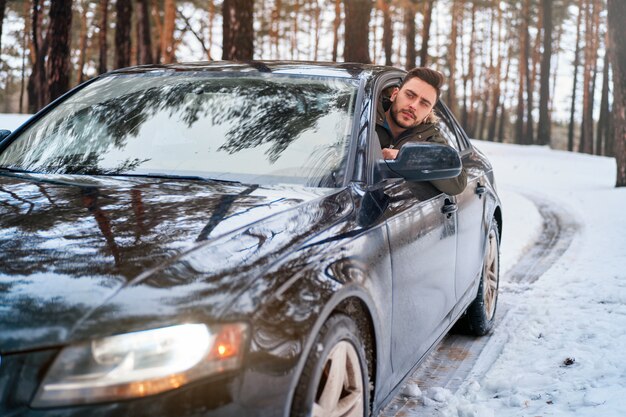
[0,166,35,174]
[110,172,242,185]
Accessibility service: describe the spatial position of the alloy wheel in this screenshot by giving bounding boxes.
[312,341,364,417]
[483,228,499,320]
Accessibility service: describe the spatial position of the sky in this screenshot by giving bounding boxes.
[1,114,624,416]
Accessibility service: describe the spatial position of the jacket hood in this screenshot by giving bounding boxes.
[0,172,350,353]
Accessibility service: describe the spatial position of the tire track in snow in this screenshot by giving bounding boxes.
[378,192,580,417]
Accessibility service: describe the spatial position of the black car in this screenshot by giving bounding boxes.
[0,62,502,417]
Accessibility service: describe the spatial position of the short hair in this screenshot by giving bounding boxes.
[400,67,445,98]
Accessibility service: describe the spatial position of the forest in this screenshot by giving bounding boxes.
[0,0,624,185]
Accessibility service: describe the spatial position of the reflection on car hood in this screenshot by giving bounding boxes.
[0,173,351,353]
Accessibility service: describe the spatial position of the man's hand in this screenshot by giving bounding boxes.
[382,148,399,160]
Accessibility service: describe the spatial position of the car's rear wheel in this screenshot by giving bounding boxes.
[291,314,369,417]
[458,220,500,336]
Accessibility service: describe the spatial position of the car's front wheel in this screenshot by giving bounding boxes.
[458,220,500,336]
[291,314,369,417]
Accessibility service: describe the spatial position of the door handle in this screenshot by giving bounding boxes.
[476,182,486,198]
[441,200,457,218]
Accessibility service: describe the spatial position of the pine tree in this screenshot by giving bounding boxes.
[98,0,109,74]
[137,0,153,64]
[115,0,132,68]
[222,0,254,60]
[607,0,626,186]
[537,0,553,146]
[419,0,434,66]
[343,0,372,63]
[0,0,6,61]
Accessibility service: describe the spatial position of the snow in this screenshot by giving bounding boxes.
[433,141,626,417]
[1,113,625,416]
[0,113,30,131]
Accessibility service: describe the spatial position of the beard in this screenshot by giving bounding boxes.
[389,102,420,129]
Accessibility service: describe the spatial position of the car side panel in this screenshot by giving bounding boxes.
[453,150,488,300]
[382,181,457,377]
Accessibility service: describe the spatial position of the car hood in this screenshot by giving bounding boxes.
[0,172,352,353]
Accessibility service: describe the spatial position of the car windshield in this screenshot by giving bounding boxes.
[0,72,358,187]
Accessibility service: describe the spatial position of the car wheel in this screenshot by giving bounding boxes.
[459,220,500,336]
[291,314,369,417]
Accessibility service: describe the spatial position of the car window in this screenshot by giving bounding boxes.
[436,109,468,152]
[437,117,461,150]
[439,106,470,151]
[369,78,402,184]
[0,73,359,187]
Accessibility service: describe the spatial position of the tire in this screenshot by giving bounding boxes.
[291,314,370,417]
[457,220,500,336]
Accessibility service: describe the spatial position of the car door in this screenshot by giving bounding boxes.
[436,104,486,302]
[382,179,458,375]
[368,77,458,377]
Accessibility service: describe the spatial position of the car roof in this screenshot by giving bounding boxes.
[106,60,405,81]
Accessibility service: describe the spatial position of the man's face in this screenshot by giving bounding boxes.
[388,77,437,130]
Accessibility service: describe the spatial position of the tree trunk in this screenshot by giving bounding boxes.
[447,0,462,115]
[332,0,341,61]
[343,0,372,63]
[607,0,625,186]
[98,0,109,74]
[47,0,72,102]
[20,0,29,113]
[380,0,392,65]
[313,0,321,60]
[136,0,153,64]
[515,0,530,145]
[222,0,254,60]
[524,0,534,144]
[527,3,542,145]
[580,0,600,154]
[160,0,176,63]
[461,2,475,133]
[537,0,552,146]
[0,0,6,60]
[581,0,592,153]
[115,0,132,68]
[404,0,417,69]
[498,49,512,143]
[487,2,503,143]
[151,1,163,63]
[568,0,583,152]
[77,2,88,84]
[28,0,49,112]
[419,0,433,67]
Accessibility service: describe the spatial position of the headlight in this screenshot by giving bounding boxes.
[32,323,248,407]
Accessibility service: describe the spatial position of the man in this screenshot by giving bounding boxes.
[376,67,467,196]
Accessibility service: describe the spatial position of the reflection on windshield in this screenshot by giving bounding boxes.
[0,73,358,187]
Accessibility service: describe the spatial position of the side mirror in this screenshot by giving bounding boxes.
[380,142,462,181]
[0,130,11,142]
